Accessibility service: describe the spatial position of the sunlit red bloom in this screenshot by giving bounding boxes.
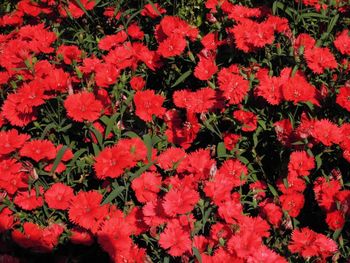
[45,183,74,210]
[162,186,200,216]
[0,129,30,156]
[259,200,283,227]
[131,172,162,203]
[157,147,186,170]
[194,57,218,81]
[223,133,241,151]
[127,23,144,40]
[12,222,64,253]
[130,76,146,91]
[94,63,120,88]
[230,19,275,52]
[98,31,128,51]
[94,138,147,179]
[281,68,319,105]
[134,90,166,122]
[97,217,133,261]
[312,119,341,146]
[334,29,350,55]
[68,190,109,232]
[57,45,82,64]
[336,86,350,112]
[19,139,56,162]
[159,224,192,257]
[304,46,337,74]
[14,187,44,211]
[255,68,284,105]
[218,67,249,105]
[64,92,103,122]
[288,227,338,260]
[233,109,258,132]
[326,210,345,230]
[0,159,28,195]
[280,191,304,217]
[173,87,218,113]
[288,151,315,177]
[158,34,187,58]
[217,159,248,187]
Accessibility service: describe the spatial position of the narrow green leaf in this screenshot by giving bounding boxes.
[171,70,192,88]
[268,184,278,197]
[50,146,68,174]
[102,186,125,205]
[193,247,203,263]
[142,134,153,162]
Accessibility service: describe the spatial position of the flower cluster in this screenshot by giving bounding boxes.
[0,0,350,262]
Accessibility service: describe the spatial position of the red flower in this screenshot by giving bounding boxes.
[334,29,350,55]
[230,19,275,52]
[304,46,337,74]
[130,76,146,91]
[68,190,109,233]
[194,57,218,81]
[223,133,241,151]
[218,67,249,105]
[94,63,120,88]
[0,159,28,195]
[336,86,350,112]
[14,187,44,211]
[70,227,94,246]
[217,159,248,187]
[141,3,166,18]
[157,147,186,170]
[162,186,200,216]
[259,200,283,227]
[64,92,103,122]
[288,151,315,177]
[281,68,319,105]
[280,191,304,217]
[57,45,82,64]
[134,90,165,122]
[98,31,128,51]
[97,217,133,261]
[159,225,192,257]
[0,129,30,156]
[312,119,341,146]
[19,139,56,162]
[173,87,217,113]
[45,183,74,210]
[158,34,187,58]
[233,109,258,132]
[131,172,162,203]
[326,210,345,230]
[255,68,284,105]
[289,227,337,260]
[94,138,147,179]
[0,208,14,233]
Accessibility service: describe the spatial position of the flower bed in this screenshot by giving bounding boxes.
[0,0,350,262]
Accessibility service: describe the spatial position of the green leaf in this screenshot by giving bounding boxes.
[102,185,125,205]
[217,142,226,158]
[171,69,192,88]
[193,247,203,263]
[268,184,278,197]
[89,126,103,148]
[50,146,68,174]
[142,134,153,162]
[146,0,162,17]
[105,113,119,138]
[315,154,322,170]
